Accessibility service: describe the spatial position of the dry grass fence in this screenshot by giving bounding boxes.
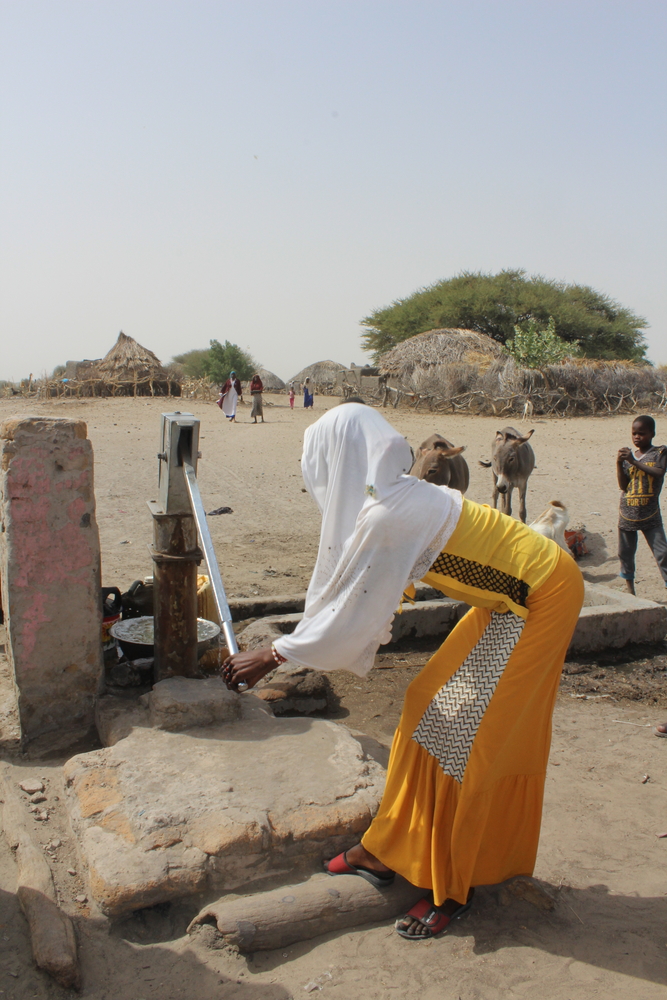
[29,372,181,399]
[370,328,667,416]
[4,349,664,417]
[180,377,217,400]
[378,358,667,416]
[12,375,267,403]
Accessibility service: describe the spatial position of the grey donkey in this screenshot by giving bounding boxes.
[479,427,535,522]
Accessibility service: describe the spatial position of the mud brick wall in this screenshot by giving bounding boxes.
[0,417,102,744]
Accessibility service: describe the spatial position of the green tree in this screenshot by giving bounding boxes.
[204,340,256,383]
[171,349,210,378]
[504,317,577,369]
[361,269,648,362]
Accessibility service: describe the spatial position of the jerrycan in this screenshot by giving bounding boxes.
[101,587,122,650]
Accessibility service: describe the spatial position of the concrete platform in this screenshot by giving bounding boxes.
[227,584,441,623]
[237,598,466,652]
[569,583,666,654]
[63,692,384,917]
[237,583,666,658]
[62,584,665,919]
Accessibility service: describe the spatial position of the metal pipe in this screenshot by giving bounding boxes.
[151,507,200,680]
[181,457,239,655]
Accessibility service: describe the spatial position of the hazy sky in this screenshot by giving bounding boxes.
[1,1,665,382]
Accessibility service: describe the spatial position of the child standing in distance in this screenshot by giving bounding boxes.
[617,415,667,596]
[289,384,295,409]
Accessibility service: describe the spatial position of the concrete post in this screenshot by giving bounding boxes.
[0,417,103,746]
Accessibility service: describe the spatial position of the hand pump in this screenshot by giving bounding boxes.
[150,412,238,681]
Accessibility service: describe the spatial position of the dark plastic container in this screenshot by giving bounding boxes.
[121,579,154,620]
[101,587,122,648]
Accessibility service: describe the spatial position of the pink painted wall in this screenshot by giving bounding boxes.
[0,417,102,743]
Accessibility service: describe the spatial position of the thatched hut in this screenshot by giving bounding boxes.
[378,328,502,380]
[255,367,286,392]
[65,359,101,381]
[93,332,178,395]
[376,328,665,416]
[288,360,347,394]
[53,333,180,397]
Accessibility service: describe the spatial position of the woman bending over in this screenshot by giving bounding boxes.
[224,404,583,940]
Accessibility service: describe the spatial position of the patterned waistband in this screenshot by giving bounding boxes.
[428,550,529,610]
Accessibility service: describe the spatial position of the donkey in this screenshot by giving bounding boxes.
[410,434,469,493]
[479,427,535,521]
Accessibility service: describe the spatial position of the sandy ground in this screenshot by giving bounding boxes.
[1,694,665,1000]
[1,394,666,603]
[1,395,667,998]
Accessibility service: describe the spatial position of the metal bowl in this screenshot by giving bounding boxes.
[110,616,220,660]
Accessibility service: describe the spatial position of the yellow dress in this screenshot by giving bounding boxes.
[362,498,584,906]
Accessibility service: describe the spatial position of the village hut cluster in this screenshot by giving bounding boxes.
[4,327,665,416]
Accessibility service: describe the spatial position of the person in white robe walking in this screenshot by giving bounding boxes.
[217,371,242,422]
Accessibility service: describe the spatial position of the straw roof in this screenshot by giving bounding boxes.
[378,328,502,377]
[288,360,347,387]
[255,367,285,391]
[96,331,166,379]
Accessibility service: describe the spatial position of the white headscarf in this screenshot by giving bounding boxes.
[273,404,462,676]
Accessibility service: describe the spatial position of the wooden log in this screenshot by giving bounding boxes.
[188,873,424,952]
[1,770,80,989]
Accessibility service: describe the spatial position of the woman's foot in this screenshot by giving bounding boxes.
[654,723,667,738]
[344,844,392,874]
[324,844,395,888]
[396,890,474,939]
[624,579,636,595]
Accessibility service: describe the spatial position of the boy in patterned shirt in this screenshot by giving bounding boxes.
[617,415,667,596]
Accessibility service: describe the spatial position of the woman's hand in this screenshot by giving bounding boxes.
[222,647,275,691]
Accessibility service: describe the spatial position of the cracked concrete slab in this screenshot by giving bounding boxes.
[63,706,385,916]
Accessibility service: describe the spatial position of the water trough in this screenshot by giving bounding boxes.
[232,581,667,657]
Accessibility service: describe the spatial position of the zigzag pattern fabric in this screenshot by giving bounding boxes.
[412,611,525,783]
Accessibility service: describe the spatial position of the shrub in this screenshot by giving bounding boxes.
[504,318,577,369]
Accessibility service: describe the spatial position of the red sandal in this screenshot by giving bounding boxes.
[324,851,395,889]
[395,892,474,940]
